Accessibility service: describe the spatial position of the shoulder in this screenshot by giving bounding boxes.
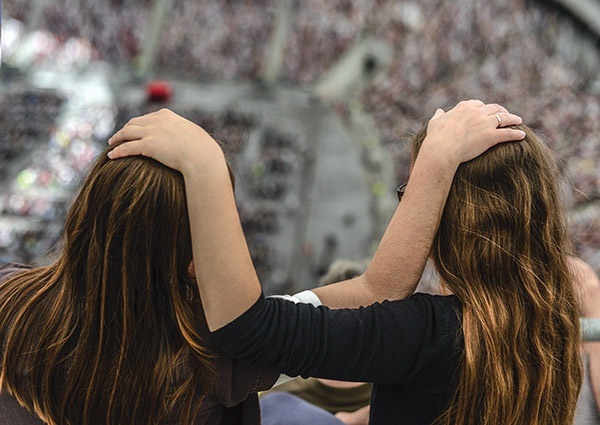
[377,292,462,320]
[377,294,463,383]
[372,293,463,346]
[407,292,462,312]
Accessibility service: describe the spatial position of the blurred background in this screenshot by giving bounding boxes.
[1,0,599,294]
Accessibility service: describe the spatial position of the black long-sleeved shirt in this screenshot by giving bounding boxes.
[211,293,464,425]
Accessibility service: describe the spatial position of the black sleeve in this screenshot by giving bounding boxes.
[210,293,461,386]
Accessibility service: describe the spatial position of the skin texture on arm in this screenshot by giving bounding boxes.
[108,102,525,330]
[310,145,458,308]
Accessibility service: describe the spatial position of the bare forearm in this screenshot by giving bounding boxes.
[183,160,262,331]
[364,150,456,300]
[312,276,374,308]
[314,101,525,308]
[314,152,456,308]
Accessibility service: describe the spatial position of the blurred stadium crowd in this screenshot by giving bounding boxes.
[1,0,599,278]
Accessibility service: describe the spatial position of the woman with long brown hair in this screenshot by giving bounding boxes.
[414,124,583,424]
[106,99,583,425]
[0,151,278,424]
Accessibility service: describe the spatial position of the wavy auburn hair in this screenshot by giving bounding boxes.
[0,146,215,424]
[411,125,582,425]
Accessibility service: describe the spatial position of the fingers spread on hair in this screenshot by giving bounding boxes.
[494,128,527,144]
[496,112,523,127]
[107,140,144,159]
[109,125,146,146]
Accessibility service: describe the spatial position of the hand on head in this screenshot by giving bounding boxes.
[107,108,226,175]
[422,99,525,166]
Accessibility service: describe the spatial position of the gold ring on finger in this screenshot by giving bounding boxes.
[494,113,502,127]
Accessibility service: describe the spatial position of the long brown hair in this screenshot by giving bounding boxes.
[412,125,582,425]
[0,146,215,424]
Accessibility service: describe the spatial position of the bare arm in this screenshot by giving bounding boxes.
[311,146,458,308]
[108,102,525,329]
[313,102,524,308]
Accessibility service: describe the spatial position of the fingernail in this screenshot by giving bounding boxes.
[107,150,115,159]
[518,130,526,139]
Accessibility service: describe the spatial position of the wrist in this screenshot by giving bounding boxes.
[180,144,227,177]
[420,136,460,168]
[411,146,458,187]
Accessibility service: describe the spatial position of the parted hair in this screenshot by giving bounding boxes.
[0,146,215,424]
[411,125,582,425]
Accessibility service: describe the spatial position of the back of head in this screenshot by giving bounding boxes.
[0,146,214,424]
[64,146,194,321]
[411,125,582,425]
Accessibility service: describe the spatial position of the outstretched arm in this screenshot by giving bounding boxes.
[108,102,524,329]
[313,103,523,307]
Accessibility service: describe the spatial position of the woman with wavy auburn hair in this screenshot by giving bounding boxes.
[0,149,277,424]
[411,124,583,424]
